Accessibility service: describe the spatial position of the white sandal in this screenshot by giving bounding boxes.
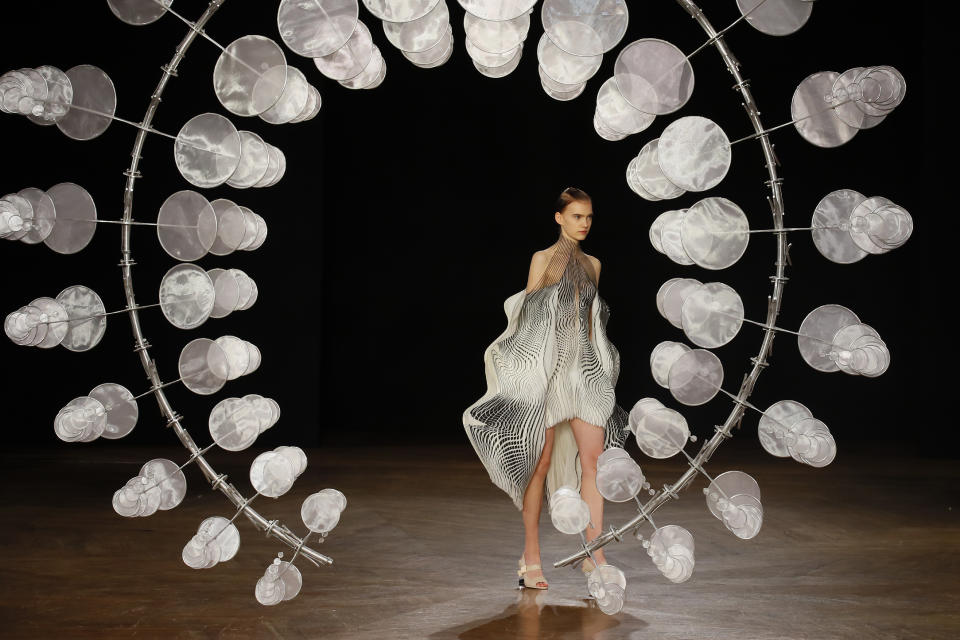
[518,556,549,589]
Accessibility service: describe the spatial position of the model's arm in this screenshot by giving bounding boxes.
[525,251,549,294]
[589,257,601,340]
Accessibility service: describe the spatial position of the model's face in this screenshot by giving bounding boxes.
[555,199,593,240]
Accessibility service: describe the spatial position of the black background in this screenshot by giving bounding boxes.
[0,1,945,458]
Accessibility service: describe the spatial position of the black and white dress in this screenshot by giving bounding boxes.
[463,235,629,509]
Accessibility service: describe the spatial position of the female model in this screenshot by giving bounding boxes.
[463,187,629,589]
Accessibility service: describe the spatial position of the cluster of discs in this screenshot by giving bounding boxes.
[644,525,695,584]
[536,0,628,101]
[1,64,116,141]
[209,395,281,451]
[656,280,744,350]
[160,264,257,330]
[54,383,139,442]
[182,516,241,570]
[627,116,731,200]
[629,397,691,459]
[157,191,267,262]
[798,304,889,377]
[5,285,106,352]
[178,336,261,395]
[250,446,308,498]
[273,1,387,89]
[112,458,187,518]
[459,1,530,78]
[0,183,97,254]
[366,0,454,72]
[793,65,905,148]
[649,197,749,270]
[548,486,627,614]
[702,471,764,540]
[301,488,348,535]
[758,400,836,467]
[812,189,913,264]
[595,447,647,503]
[175,113,287,190]
[256,557,304,606]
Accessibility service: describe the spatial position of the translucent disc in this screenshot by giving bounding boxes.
[106,0,171,25]
[339,46,384,89]
[549,486,591,534]
[159,263,215,329]
[29,297,69,349]
[174,113,241,189]
[198,516,241,562]
[789,417,837,467]
[276,446,308,477]
[540,78,586,101]
[253,146,282,188]
[57,65,116,141]
[216,335,251,380]
[1,69,46,117]
[314,19,375,81]
[720,494,764,539]
[467,37,521,69]
[209,397,261,451]
[179,338,230,395]
[596,448,644,502]
[364,0,437,21]
[658,116,731,192]
[156,190,217,261]
[301,491,343,533]
[736,0,812,36]
[277,562,303,601]
[594,111,627,142]
[250,451,295,498]
[791,71,858,148]
[140,458,187,510]
[705,470,761,519]
[614,39,694,115]
[680,282,744,348]
[464,12,529,54]
[830,68,884,130]
[659,278,702,329]
[43,182,97,255]
[259,66,309,125]
[55,285,106,352]
[650,341,691,389]
[182,534,221,569]
[17,187,56,244]
[27,66,73,125]
[542,0,628,56]
[810,189,868,264]
[3,193,33,242]
[54,396,106,442]
[228,268,255,310]
[227,131,270,188]
[849,196,894,255]
[405,26,454,66]
[659,209,694,265]
[203,269,237,321]
[414,36,454,69]
[207,200,245,256]
[256,573,286,606]
[634,139,684,200]
[627,156,661,201]
[758,399,813,457]
[89,383,138,439]
[667,349,722,406]
[853,66,906,116]
[214,35,287,117]
[648,525,695,584]
[247,212,269,251]
[797,304,860,372]
[537,33,602,85]
[290,83,322,122]
[681,197,749,269]
[382,0,449,54]
[633,406,689,459]
[596,77,655,136]
[277,0,359,58]
[456,0,536,21]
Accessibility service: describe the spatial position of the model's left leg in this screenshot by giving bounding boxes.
[570,417,606,565]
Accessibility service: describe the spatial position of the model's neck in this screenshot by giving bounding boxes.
[556,231,581,248]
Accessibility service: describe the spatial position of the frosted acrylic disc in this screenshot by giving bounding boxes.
[179,338,230,395]
[174,113,241,189]
[205,269,238,320]
[659,209,694,266]
[214,35,287,117]
[627,157,661,201]
[29,297,69,349]
[650,341,690,389]
[301,492,342,532]
[660,278,701,329]
[140,458,187,510]
[364,0,437,21]
[54,396,106,443]
[464,12,529,54]
[593,111,626,141]
[253,146,282,188]
[634,139,684,200]
[277,0,359,58]
[811,189,868,264]
[614,39,694,115]
[17,187,56,244]
[43,182,97,255]
[736,0,812,36]
[247,213,268,251]
[198,516,241,562]
[634,406,689,459]
[681,197,749,270]
[705,470,760,518]
[277,562,303,601]
[57,65,116,141]
[550,487,591,534]
[159,263,215,329]
[89,383,138,439]
[27,66,73,126]
[596,449,644,502]
[339,46,384,89]
[457,0,536,21]
[540,78,586,102]
[473,48,522,77]
[55,285,106,352]
[830,68,885,130]
[680,282,744,348]
[791,71,858,148]
[3,193,33,242]
[208,199,245,256]
[216,335,251,380]
[209,397,260,451]
[789,417,836,466]
[156,190,217,261]
[668,349,722,406]
[596,77,655,136]
[404,26,454,66]
[414,37,454,69]
[250,451,295,498]
[542,0,628,56]
[629,398,668,435]
[798,304,860,372]
[106,0,171,25]
[382,0,449,54]
[467,38,521,69]
[849,196,894,255]
[537,33,602,85]
[758,400,813,458]
[314,19,375,81]
[658,116,731,192]
[290,83,321,123]
[228,268,255,310]
[259,65,309,125]
[276,446,307,477]
[227,131,270,188]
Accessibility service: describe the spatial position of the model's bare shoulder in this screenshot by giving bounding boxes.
[526,250,550,293]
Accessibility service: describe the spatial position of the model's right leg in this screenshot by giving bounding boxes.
[520,426,555,586]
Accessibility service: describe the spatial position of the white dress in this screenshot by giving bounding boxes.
[463,235,629,509]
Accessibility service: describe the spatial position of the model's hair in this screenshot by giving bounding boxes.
[555,187,591,213]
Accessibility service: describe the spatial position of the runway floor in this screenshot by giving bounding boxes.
[0,441,957,639]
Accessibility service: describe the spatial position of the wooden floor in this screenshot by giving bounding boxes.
[0,442,956,639]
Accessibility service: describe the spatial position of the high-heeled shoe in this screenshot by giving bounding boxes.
[518,556,549,589]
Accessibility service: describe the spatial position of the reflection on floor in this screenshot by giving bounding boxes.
[0,442,956,639]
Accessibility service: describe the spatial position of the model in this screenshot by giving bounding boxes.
[463,187,630,590]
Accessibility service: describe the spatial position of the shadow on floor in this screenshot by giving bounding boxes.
[430,589,648,639]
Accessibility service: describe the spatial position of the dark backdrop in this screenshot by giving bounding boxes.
[0,2,944,456]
